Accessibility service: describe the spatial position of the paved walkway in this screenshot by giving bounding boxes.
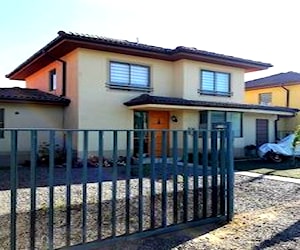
[236,170,300,184]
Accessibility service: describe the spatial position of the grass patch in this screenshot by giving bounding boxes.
[235,159,300,179]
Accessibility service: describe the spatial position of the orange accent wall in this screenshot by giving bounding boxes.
[26,61,62,95]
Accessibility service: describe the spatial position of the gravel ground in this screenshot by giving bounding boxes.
[1,167,299,250]
[103,174,300,250]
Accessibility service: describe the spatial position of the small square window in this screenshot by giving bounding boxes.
[259,93,272,105]
[49,69,57,91]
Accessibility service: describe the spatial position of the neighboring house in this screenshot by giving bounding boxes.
[245,71,300,139]
[4,31,298,161]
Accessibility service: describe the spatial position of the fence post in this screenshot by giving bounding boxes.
[226,122,234,221]
[10,130,18,250]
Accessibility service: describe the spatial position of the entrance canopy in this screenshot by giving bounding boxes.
[124,94,299,116]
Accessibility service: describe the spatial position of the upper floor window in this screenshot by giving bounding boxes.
[49,69,57,91]
[199,70,231,97]
[0,109,4,139]
[259,92,272,105]
[109,61,151,91]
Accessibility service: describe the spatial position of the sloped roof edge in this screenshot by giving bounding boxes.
[0,87,70,106]
[124,94,299,114]
[245,71,300,89]
[7,31,272,80]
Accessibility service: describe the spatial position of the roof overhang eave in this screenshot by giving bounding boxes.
[6,34,272,80]
[126,103,295,116]
[0,98,70,106]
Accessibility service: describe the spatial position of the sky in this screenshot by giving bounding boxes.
[1,0,300,87]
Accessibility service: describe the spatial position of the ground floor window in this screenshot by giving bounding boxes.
[199,110,242,137]
[133,111,148,155]
[0,109,4,138]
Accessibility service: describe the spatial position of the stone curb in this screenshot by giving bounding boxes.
[235,171,300,184]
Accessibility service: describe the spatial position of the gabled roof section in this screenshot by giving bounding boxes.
[0,87,70,106]
[124,94,298,115]
[7,31,272,80]
[245,71,300,90]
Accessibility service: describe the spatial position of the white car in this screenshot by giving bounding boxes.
[258,134,300,162]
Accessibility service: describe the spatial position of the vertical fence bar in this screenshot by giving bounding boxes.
[161,130,167,227]
[30,130,37,250]
[82,131,88,243]
[202,130,208,218]
[97,131,103,239]
[111,131,118,237]
[226,123,234,221]
[192,130,199,220]
[66,131,73,246]
[10,130,18,250]
[150,131,156,229]
[172,131,178,224]
[125,131,131,234]
[219,129,226,215]
[211,130,218,217]
[182,131,188,222]
[138,130,144,232]
[48,130,55,250]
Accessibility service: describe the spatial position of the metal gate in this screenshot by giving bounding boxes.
[0,125,234,249]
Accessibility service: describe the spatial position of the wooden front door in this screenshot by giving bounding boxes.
[148,111,170,156]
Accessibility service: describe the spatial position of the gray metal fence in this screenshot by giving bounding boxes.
[0,125,234,250]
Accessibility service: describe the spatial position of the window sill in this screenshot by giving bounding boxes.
[107,84,153,92]
[198,89,232,97]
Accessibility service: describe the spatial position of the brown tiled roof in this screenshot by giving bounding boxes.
[245,71,300,89]
[0,87,70,105]
[124,94,298,114]
[6,31,272,80]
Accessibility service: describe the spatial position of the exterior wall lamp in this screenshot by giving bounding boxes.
[171,115,178,122]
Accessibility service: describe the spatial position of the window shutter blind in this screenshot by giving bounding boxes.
[110,62,130,84]
[131,65,149,86]
[216,73,229,92]
[202,71,214,91]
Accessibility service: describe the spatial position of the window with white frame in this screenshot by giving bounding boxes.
[199,110,242,137]
[49,69,57,91]
[109,61,150,91]
[259,92,272,105]
[0,109,4,138]
[199,70,231,96]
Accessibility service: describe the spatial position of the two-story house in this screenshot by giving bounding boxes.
[245,71,300,139]
[4,31,298,161]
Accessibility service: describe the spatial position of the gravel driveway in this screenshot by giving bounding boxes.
[102,173,300,250]
[1,167,299,249]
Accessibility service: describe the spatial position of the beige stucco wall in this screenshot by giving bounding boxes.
[243,112,276,142]
[74,48,246,138]
[62,50,79,129]
[70,48,273,157]
[182,60,245,102]
[75,49,175,154]
[0,103,64,166]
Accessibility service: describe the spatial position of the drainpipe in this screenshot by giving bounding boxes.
[41,50,67,97]
[41,50,68,150]
[281,85,290,107]
[275,115,280,141]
